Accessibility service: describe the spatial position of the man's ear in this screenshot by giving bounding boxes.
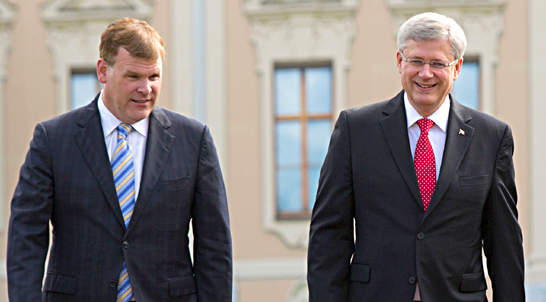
[97,59,109,84]
[396,51,403,73]
[453,57,463,81]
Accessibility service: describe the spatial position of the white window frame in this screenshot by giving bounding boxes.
[245,0,360,249]
[452,56,481,110]
[70,69,102,110]
[273,63,334,220]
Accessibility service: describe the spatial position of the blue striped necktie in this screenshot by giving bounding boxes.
[112,123,135,302]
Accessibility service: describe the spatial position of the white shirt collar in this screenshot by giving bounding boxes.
[98,90,149,138]
[404,92,450,132]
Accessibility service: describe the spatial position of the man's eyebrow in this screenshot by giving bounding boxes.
[124,70,161,77]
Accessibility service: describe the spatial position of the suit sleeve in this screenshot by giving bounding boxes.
[308,110,355,302]
[481,125,525,302]
[7,123,54,301]
[191,125,233,301]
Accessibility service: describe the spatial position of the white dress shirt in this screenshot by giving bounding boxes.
[98,91,149,199]
[405,93,450,180]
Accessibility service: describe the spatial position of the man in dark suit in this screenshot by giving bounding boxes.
[307,12,524,302]
[7,18,232,301]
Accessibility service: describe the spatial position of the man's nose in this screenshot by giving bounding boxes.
[137,79,152,94]
[419,64,434,78]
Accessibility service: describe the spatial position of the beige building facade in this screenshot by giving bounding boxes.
[0,0,544,301]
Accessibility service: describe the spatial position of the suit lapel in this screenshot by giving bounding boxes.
[379,91,423,209]
[74,97,126,229]
[424,96,474,217]
[125,106,174,235]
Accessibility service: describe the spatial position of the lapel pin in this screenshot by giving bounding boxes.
[459,129,465,136]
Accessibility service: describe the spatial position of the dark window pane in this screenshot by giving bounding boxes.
[71,73,99,109]
[277,168,302,212]
[276,121,301,166]
[307,119,331,164]
[308,167,321,211]
[306,67,332,114]
[275,68,301,115]
[452,61,479,109]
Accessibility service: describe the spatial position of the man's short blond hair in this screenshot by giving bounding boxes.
[100,18,165,66]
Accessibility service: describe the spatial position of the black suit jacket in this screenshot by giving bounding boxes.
[307,91,524,302]
[7,96,232,301]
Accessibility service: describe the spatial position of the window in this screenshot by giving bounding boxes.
[274,64,333,220]
[246,0,356,246]
[452,58,480,110]
[70,69,101,110]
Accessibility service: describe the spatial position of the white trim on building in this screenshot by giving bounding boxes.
[234,258,307,302]
[528,0,546,290]
[170,0,228,176]
[245,0,360,249]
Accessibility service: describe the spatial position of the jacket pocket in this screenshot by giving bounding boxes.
[459,175,488,187]
[159,176,190,191]
[169,275,197,297]
[43,273,77,294]
[459,272,487,293]
[350,263,370,283]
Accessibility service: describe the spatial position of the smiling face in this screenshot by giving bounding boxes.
[397,39,462,117]
[97,47,162,124]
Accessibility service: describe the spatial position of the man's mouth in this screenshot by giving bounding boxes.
[132,99,149,103]
[416,83,436,89]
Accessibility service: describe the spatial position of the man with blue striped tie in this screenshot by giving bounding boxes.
[7,18,232,302]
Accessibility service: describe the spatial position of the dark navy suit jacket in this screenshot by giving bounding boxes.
[307,91,525,302]
[7,96,232,301]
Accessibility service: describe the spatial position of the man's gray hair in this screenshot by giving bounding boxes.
[397,12,467,60]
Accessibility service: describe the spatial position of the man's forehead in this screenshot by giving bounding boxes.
[115,47,162,64]
[404,40,452,56]
[117,55,162,70]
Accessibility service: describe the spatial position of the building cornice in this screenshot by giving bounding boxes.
[245,0,359,21]
[41,0,153,26]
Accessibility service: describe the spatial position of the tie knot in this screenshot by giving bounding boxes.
[417,118,434,135]
[117,123,132,140]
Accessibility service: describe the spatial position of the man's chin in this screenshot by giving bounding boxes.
[411,95,441,106]
[122,111,152,124]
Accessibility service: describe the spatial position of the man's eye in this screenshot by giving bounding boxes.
[409,60,425,66]
[431,62,446,68]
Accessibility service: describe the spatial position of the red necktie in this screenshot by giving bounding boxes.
[414,118,436,212]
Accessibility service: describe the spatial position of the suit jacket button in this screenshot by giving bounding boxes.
[123,241,129,249]
[409,276,416,284]
[110,280,117,288]
[417,232,425,240]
